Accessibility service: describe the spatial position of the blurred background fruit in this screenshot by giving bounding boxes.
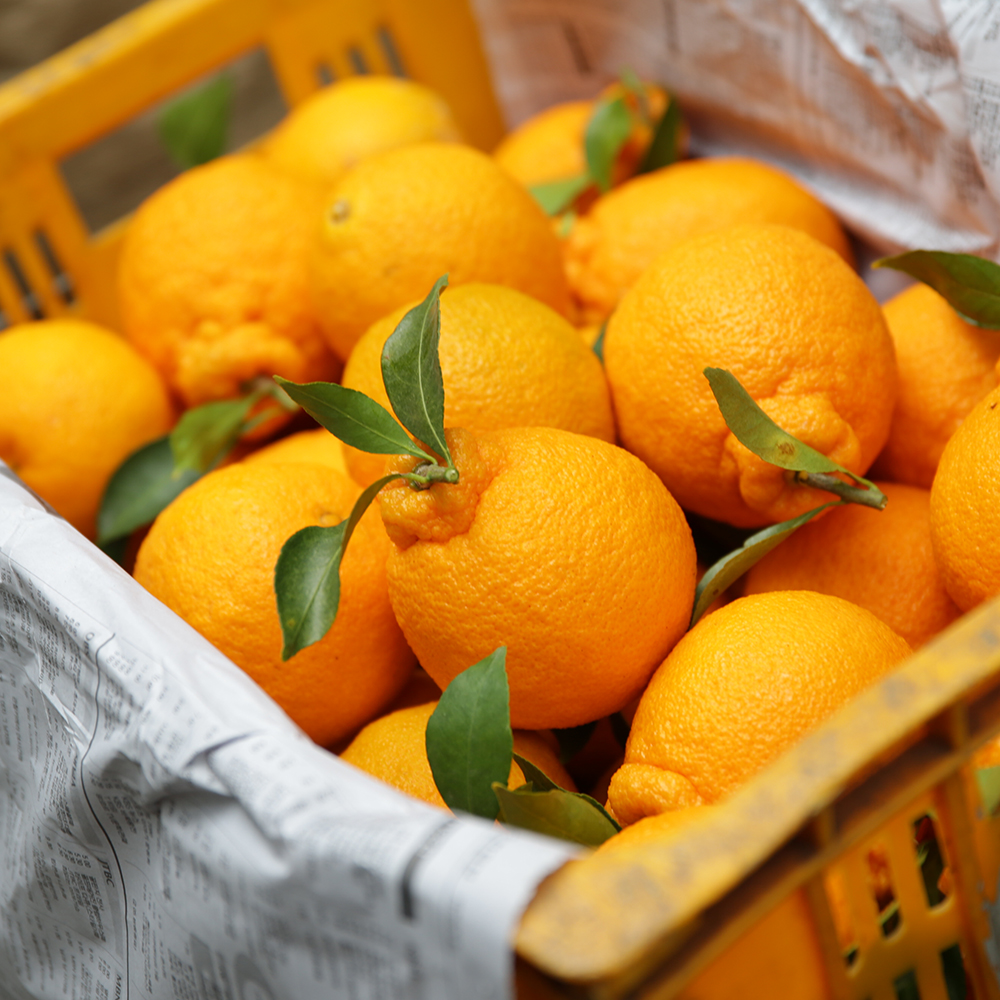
[308,142,571,360]
[0,318,174,539]
[242,427,351,478]
[118,154,340,407]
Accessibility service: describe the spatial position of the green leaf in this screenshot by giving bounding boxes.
[976,765,1000,816]
[617,68,650,120]
[639,91,683,173]
[275,473,402,660]
[274,378,433,461]
[170,395,259,475]
[493,784,620,846]
[585,96,632,193]
[97,436,202,546]
[592,319,608,362]
[704,368,886,508]
[874,250,1000,329]
[425,647,512,820]
[158,73,233,170]
[552,722,597,764]
[691,502,842,627]
[512,752,560,791]
[380,275,452,466]
[528,175,591,216]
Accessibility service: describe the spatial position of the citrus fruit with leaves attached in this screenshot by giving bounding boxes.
[341,701,576,809]
[603,224,896,528]
[0,319,174,539]
[308,142,571,360]
[870,281,1000,489]
[118,154,340,407]
[243,427,350,478]
[565,157,854,323]
[134,461,414,745]
[742,482,961,648]
[262,75,463,187]
[929,384,1000,611]
[378,425,697,730]
[608,591,911,825]
[340,282,615,485]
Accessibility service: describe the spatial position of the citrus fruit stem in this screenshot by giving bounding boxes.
[791,471,887,510]
[404,463,460,490]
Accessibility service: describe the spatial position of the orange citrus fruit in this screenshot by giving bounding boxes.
[929,384,1000,611]
[607,591,911,825]
[742,482,961,648]
[133,461,414,746]
[308,142,572,360]
[243,427,349,478]
[262,76,462,187]
[340,701,576,809]
[565,157,854,323]
[870,281,1000,488]
[118,155,340,407]
[378,426,697,730]
[591,807,829,1000]
[0,319,174,539]
[340,282,615,485]
[603,224,897,527]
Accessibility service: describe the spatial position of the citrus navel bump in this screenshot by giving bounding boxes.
[378,426,697,731]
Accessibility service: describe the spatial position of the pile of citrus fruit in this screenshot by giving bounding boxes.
[3,69,1000,992]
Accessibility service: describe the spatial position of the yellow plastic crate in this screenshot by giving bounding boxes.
[2,3,999,998]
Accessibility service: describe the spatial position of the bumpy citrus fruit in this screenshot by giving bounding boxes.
[243,427,349,478]
[341,282,615,484]
[341,701,576,809]
[119,155,340,406]
[603,224,897,527]
[262,75,462,187]
[0,319,174,538]
[134,462,414,746]
[929,384,1000,611]
[378,426,697,730]
[608,592,910,825]
[309,142,571,360]
[565,157,853,323]
[870,282,1000,488]
[743,482,961,648]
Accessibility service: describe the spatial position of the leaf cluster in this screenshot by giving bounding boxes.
[274,276,457,660]
[425,648,620,847]
[529,70,684,218]
[158,73,233,170]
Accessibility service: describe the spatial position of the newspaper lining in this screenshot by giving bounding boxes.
[0,471,577,1000]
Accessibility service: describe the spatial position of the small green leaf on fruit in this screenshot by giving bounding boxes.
[874,250,1000,329]
[275,378,433,461]
[976,765,1000,816]
[640,91,683,173]
[158,72,233,170]
[585,96,632,193]
[691,502,842,627]
[552,722,597,764]
[98,436,202,546]
[426,647,513,820]
[170,394,259,475]
[528,175,592,217]
[493,783,620,846]
[275,473,402,659]
[381,275,452,466]
[704,368,885,509]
